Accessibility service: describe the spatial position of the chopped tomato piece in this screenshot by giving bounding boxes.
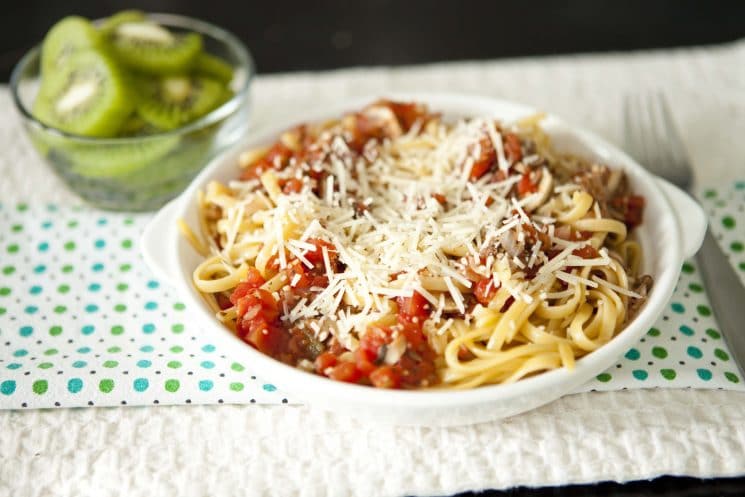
[314,352,337,374]
[469,137,496,180]
[385,101,426,131]
[304,238,336,264]
[504,132,523,164]
[354,347,377,375]
[239,142,293,181]
[282,177,304,194]
[572,244,599,259]
[431,193,447,205]
[517,172,538,197]
[328,361,362,383]
[230,268,266,304]
[215,293,233,310]
[474,277,498,306]
[244,323,284,355]
[397,291,430,325]
[370,366,401,388]
[611,194,645,229]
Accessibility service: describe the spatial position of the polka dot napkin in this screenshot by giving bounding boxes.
[0,181,743,409]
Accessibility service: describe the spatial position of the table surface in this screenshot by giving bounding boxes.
[2,37,745,497]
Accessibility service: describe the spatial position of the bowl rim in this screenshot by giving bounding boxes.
[153,92,686,408]
[9,12,254,144]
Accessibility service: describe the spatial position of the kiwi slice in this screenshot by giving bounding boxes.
[98,10,146,36]
[193,52,234,84]
[33,50,132,137]
[117,114,163,136]
[135,75,224,130]
[40,16,100,75]
[103,16,202,74]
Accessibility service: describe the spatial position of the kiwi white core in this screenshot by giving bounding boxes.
[116,22,174,44]
[55,79,99,114]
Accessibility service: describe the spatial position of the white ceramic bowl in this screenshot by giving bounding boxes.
[141,93,706,426]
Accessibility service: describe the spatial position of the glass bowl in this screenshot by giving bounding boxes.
[10,13,254,211]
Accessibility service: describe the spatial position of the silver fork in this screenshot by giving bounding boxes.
[623,93,745,378]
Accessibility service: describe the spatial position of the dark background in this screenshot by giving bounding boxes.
[3,1,744,496]
[2,0,745,81]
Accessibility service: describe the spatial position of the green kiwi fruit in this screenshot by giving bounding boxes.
[40,16,101,75]
[98,10,146,36]
[116,113,163,136]
[193,52,234,84]
[103,16,202,74]
[33,50,132,137]
[135,75,224,130]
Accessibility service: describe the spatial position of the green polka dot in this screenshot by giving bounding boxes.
[688,283,703,293]
[632,369,648,380]
[725,372,740,384]
[0,287,10,296]
[165,379,180,392]
[17,203,28,211]
[660,369,677,380]
[49,325,62,336]
[652,346,668,359]
[99,379,115,393]
[167,361,182,369]
[230,382,244,392]
[121,239,133,249]
[231,362,245,372]
[116,283,128,292]
[736,181,745,190]
[61,264,74,273]
[110,325,124,336]
[6,244,19,254]
[173,302,186,311]
[703,189,717,198]
[706,328,721,339]
[171,324,184,334]
[63,241,76,251]
[670,302,685,313]
[114,304,127,312]
[731,241,744,253]
[103,360,118,368]
[57,284,70,294]
[119,263,132,272]
[44,348,58,356]
[686,346,703,359]
[2,265,15,275]
[107,346,121,353]
[32,380,48,395]
[169,346,183,353]
[696,369,712,381]
[53,305,67,314]
[647,327,661,337]
[681,262,695,274]
[596,373,612,382]
[38,362,53,369]
[67,220,78,228]
[714,348,730,361]
[11,224,23,232]
[722,216,736,229]
[696,305,712,317]
[0,307,5,315]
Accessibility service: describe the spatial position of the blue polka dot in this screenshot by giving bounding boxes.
[687,346,703,359]
[200,361,215,369]
[144,301,158,310]
[136,360,152,368]
[41,220,53,229]
[198,380,214,391]
[671,302,685,314]
[697,369,713,381]
[88,283,101,292]
[37,242,49,252]
[76,347,91,354]
[202,344,216,353]
[33,264,46,274]
[97,218,108,226]
[46,204,57,212]
[84,304,99,313]
[72,360,87,368]
[29,285,42,295]
[67,378,83,393]
[7,363,22,370]
[632,370,648,380]
[81,325,95,335]
[133,378,149,391]
[262,384,277,392]
[147,280,159,289]
[13,349,28,357]
[1,380,16,395]
[91,263,104,272]
[24,306,38,315]
[140,345,154,353]
[94,239,106,249]
[679,325,695,336]
[142,323,155,334]
[19,326,33,337]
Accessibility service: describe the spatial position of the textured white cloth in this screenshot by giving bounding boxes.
[3,39,745,496]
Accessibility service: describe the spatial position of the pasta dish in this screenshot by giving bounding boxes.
[181,100,653,389]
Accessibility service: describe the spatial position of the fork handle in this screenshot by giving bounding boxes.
[696,227,745,379]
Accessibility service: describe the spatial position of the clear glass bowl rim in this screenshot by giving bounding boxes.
[9,12,255,145]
